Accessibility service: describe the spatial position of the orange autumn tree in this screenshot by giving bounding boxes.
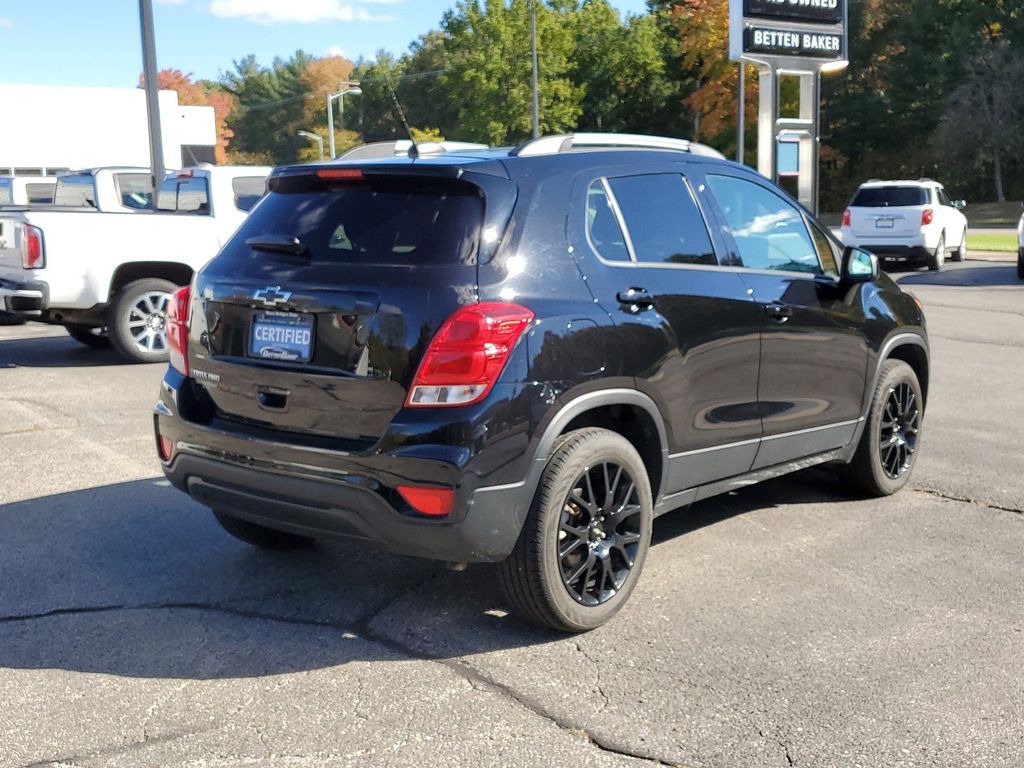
[140,69,236,164]
[294,55,359,160]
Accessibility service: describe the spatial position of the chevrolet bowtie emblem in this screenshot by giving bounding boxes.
[253,286,293,307]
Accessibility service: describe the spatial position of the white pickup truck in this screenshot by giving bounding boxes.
[0,176,57,206]
[0,164,271,362]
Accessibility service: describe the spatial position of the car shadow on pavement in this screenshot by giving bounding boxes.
[0,469,853,680]
[0,333,134,368]
[897,264,1021,287]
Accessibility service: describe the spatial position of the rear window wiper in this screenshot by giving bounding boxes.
[245,235,308,256]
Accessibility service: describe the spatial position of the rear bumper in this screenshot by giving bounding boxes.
[154,370,535,563]
[857,245,932,266]
[0,277,47,316]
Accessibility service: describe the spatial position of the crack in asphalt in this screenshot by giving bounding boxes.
[1,597,682,767]
[913,486,1023,517]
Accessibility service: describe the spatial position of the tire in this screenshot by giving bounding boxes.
[66,325,112,349]
[107,278,178,363]
[839,360,923,498]
[211,510,316,551]
[928,234,945,271]
[1018,249,1024,280]
[953,228,967,262]
[498,428,653,633]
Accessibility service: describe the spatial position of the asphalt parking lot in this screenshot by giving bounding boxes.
[1,259,1021,768]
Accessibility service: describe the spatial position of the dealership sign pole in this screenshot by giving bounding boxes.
[730,0,848,214]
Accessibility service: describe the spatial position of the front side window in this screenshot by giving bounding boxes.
[157,176,210,214]
[606,173,717,266]
[705,174,821,274]
[937,187,952,207]
[114,173,153,210]
[808,220,840,276]
[585,181,630,262]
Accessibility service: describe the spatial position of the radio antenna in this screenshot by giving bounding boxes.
[383,70,417,157]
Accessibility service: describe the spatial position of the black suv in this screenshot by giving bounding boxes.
[155,134,929,632]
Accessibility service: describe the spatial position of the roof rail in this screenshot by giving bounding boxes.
[917,177,935,183]
[511,132,726,160]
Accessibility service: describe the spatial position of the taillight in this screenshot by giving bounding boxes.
[167,285,191,376]
[406,302,534,407]
[22,224,44,269]
[921,208,934,226]
[397,485,454,517]
[842,208,851,227]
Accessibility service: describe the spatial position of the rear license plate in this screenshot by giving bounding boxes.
[250,311,314,363]
[875,218,895,229]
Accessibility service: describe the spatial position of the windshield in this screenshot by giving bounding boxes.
[211,177,483,269]
[851,186,928,207]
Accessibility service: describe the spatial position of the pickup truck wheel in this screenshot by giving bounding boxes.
[498,428,653,633]
[953,229,967,262]
[211,510,316,551]
[839,360,923,498]
[66,326,112,349]
[928,234,945,271]
[108,278,177,363]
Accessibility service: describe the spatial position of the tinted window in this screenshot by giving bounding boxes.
[53,174,97,208]
[0,179,11,205]
[607,174,716,266]
[938,188,951,206]
[850,186,928,207]
[808,220,840,276]
[213,177,482,269]
[232,176,267,212]
[25,183,55,204]
[705,174,820,274]
[115,173,153,210]
[157,176,210,214]
[585,181,630,262]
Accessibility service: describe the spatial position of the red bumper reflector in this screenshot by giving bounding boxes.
[397,485,454,517]
[157,434,173,462]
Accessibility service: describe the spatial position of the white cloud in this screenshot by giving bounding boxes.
[325,45,349,58]
[208,0,394,24]
[0,17,12,28]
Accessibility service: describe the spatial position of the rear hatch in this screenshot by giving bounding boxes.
[849,186,927,239]
[190,164,514,445]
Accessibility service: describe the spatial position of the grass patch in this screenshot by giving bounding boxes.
[965,201,1021,228]
[968,232,1018,253]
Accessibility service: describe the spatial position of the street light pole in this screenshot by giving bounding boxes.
[298,131,324,161]
[138,0,165,196]
[327,83,362,159]
[327,92,336,160]
[530,0,540,139]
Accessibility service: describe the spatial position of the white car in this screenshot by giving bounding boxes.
[0,165,271,362]
[841,179,968,271]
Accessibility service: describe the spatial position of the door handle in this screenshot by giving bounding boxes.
[617,287,655,313]
[763,302,793,322]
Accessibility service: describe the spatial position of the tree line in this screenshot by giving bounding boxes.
[164,0,1024,210]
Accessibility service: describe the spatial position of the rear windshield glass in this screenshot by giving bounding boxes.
[0,179,11,205]
[53,174,97,207]
[216,177,482,267]
[851,186,928,207]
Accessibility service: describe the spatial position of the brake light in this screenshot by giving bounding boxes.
[156,433,174,462]
[842,208,851,227]
[22,224,44,269]
[167,285,191,376]
[407,302,534,407]
[921,208,934,226]
[397,485,454,517]
[316,168,364,181]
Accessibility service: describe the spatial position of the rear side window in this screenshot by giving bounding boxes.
[25,183,55,204]
[53,174,97,208]
[232,176,267,212]
[114,173,153,210]
[214,177,482,268]
[705,174,820,274]
[851,186,928,207]
[157,176,210,214]
[585,182,630,262]
[605,173,717,266]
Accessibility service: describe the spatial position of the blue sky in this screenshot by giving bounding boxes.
[0,0,650,87]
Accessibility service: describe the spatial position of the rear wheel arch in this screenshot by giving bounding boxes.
[109,262,194,301]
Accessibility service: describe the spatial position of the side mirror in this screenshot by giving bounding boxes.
[953,200,967,210]
[842,246,879,283]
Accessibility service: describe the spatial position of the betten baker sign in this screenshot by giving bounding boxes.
[744,0,843,25]
[744,26,843,58]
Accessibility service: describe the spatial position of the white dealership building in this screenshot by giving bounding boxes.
[0,84,216,176]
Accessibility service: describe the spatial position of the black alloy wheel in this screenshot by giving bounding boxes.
[878,381,920,480]
[558,461,643,606]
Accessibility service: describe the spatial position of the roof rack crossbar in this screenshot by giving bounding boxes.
[511,132,725,159]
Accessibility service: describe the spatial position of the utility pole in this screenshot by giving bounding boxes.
[737,62,745,164]
[530,0,540,139]
[138,0,165,198]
